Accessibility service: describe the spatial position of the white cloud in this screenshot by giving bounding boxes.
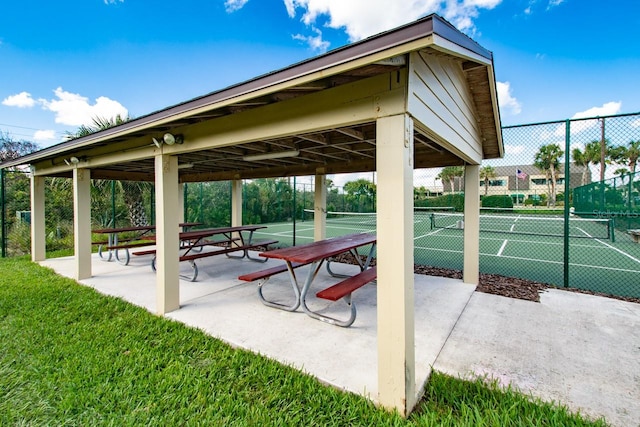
[104,0,124,4]
[504,144,525,155]
[496,81,521,115]
[571,102,622,120]
[547,0,564,8]
[292,27,330,52]
[39,87,128,127]
[283,0,502,45]
[630,119,640,129]
[2,92,36,108]
[225,0,249,12]
[33,130,57,142]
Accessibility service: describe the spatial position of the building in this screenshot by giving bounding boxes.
[442,164,592,203]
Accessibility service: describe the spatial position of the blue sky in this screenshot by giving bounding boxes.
[1,0,639,149]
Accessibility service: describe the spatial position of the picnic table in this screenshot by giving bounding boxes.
[133,225,278,281]
[92,222,201,265]
[240,232,377,327]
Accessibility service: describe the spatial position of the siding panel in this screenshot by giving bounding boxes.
[408,51,483,163]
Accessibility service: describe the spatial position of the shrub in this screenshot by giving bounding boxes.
[481,195,513,210]
[415,194,464,212]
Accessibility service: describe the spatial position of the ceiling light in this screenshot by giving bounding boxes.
[64,157,80,166]
[242,150,300,162]
[177,163,194,169]
[153,133,184,148]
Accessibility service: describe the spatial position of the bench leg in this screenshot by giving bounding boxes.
[97,244,113,262]
[226,248,247,260]
[257,262,301,312]
[304,294,357,327]
[114,248,131,266]
[301,260,359,326]
[326,243,376,278]
[151,256,198,281]
[181,261,198,282]
[246,250,268,262]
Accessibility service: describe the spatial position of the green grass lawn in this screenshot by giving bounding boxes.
[0,257,607,426]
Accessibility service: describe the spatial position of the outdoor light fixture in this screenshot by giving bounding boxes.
[177,163,194,169]
[64,156,80,166]
[242,150,300,162]
[153,133,184,148]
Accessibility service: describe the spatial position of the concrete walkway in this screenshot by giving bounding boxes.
[41,252,640,426]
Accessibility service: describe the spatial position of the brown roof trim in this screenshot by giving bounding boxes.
[1,14,493,169]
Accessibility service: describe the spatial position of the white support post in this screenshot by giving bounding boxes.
[314,174,326,241]
[178,183,185,225]
[463,164,480,284]
[73,168,92,280]
[231,180,243,227]
[30,175,46,262]
[155,154,180,315]
[231,179,243,247]
[376,113,416,416]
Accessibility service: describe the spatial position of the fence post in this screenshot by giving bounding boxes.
[563,119,571,288]
[1,168,5,258]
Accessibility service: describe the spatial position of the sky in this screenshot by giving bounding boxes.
[1,0,639,186]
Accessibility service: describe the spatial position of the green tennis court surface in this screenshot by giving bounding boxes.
[252,211,640,299]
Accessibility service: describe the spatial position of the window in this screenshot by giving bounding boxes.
[480,180,506,187]
[532,178,564,185]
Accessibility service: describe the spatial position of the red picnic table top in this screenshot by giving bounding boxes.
[260,232,376,264]
[93,222,202,234]
[178,225,267,241]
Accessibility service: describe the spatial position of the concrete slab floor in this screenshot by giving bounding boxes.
[40,252,640,426]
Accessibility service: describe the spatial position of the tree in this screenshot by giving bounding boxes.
[0,132,40,163]
[437,166,464,194]
[623,140,640,176]
[571,147,590,186]
[534,144,564,207]
[479,165,496,196]
[65,114,131,139]
[343,178,376,212]
[68,115,153,227]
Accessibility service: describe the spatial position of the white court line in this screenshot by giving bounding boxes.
[578,227,640,265]
[414,227,447,240]
[497,240,508,256]
[417,232,614,250]
[415,246,640,274]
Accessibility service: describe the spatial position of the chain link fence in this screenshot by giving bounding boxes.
[2,112,639,298]
[413,112,640,298]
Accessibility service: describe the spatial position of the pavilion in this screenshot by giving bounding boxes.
[1,14,503,416]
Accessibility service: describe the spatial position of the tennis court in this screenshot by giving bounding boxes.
[251,209,640,299]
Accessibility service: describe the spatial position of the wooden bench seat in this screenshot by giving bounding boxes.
[316,266,377,301]
[303,266,376,327]
[238,262,304,282]
[106,240,156,250]
[629,229,640,243]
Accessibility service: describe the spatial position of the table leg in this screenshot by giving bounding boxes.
[257,261,302,312]
[227,230,248,259]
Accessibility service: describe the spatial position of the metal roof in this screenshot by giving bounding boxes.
[1,14,501,181]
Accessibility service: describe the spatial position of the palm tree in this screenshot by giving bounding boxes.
[453,166,465,192]
[437,167,457,194]
[625,140,640,176]
[68,115,152,227]
[65,114,131,139]
[571,147,590,186]
[479,165,496,196]
[534,143,564,207]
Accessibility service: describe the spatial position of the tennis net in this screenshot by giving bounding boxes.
[302,207,455,229]
[429,212,613,239]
